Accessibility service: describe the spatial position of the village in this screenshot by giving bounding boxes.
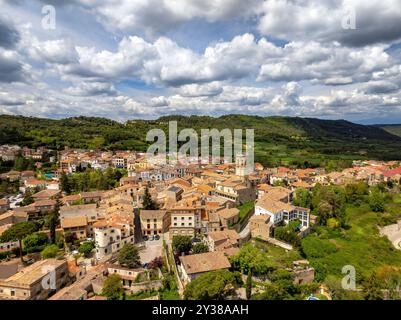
[1,144,401,300]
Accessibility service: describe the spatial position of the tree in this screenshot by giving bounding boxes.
[60,172,71,194]
[0,221,38,263]
[293,188,312,208]
[184,270,237,300]
[148,256,163,269]
[363,272,384,300]
[46,198,61,244]
[230,243,276,275]
[246,270,252,300]
[78,241,95,257]
[369,190,385,212]
[192,243,209,254]
[172,236,192,255]
[142,186,157,209]
[40,244,59,259]
[102,274,124,300]
[23,232,48,253]
[118,243,141,268]
[20,188,35,207]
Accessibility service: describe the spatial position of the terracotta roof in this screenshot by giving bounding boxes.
[291,181,313,188]
[384,166,401,177]
[218,208,240,220]
[179,251,231,275]
[140,210,167,220]
[208,229,240,242]
[31,199,57,207]
[61,216,88,228]
[256,195,294,213]
[32,189,60,199]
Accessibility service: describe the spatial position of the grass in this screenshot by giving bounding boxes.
[236,201,255,225]
[252,238,303,269]
[301,200,401,284]
[126,290,158,300]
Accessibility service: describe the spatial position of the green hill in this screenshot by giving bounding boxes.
[1,114,401,167]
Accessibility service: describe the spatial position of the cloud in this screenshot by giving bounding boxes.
[30,39,79,65]
[71,0,263,35]
[362,81,399,94]
[0,16,20,49]
[0,49,27,82]
[258,0,401,47]
[64,81,117,96]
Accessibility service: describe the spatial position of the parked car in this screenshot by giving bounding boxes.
[149,235,155,241]
[143,235,149,241]
[154,234,160,240]
[191,237,201,243]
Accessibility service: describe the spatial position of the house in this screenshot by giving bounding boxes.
[0,170,20,182]
[0,259,69,300]
[61,216,89,240]
[30,199,57,216]
[0,199,10,214]
[249,214,273,241]
[257,184,292,201]
[255,194,310,229]
[217,207,240,228]
[32,189,61,201]
[164,185,184,202]
[62,194,82,205]
[0,224,19,253]
[60,204,99,238]
[169,205,202,239]
[106,264,157,291]
[0,211,28,227]
[140,210,170,236]
[80,191,104,204]
[93,213,135,261]
[179,251,231,283]
[214,178,255,205]
[207,229,240,252]
[384,166,401,183]
[291,181,314,191]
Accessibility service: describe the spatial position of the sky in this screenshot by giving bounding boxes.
[0,0,401,124]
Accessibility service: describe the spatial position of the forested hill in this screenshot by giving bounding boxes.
[377,124,401,138]
[1,114,401,166]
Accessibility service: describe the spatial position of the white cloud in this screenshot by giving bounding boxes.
[258,0,401,46]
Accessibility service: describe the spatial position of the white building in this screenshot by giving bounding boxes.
[255,194,310,229]
[93,214,135,261]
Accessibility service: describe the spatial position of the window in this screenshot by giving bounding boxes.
[173,217,177,220]
[181,223,184,226]
[188,217,192,220]
[181,217,184,220]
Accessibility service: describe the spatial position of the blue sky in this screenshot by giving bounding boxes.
[0,0,401,124]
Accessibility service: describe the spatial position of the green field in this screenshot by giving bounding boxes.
[301,197,401,284]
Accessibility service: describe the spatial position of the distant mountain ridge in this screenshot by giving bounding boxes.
[1,114,401,165]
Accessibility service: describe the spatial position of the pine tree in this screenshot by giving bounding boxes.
[246,270,252,300]
[47,198,61,244]
[60,172,71,194]
[142,186,157,209]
